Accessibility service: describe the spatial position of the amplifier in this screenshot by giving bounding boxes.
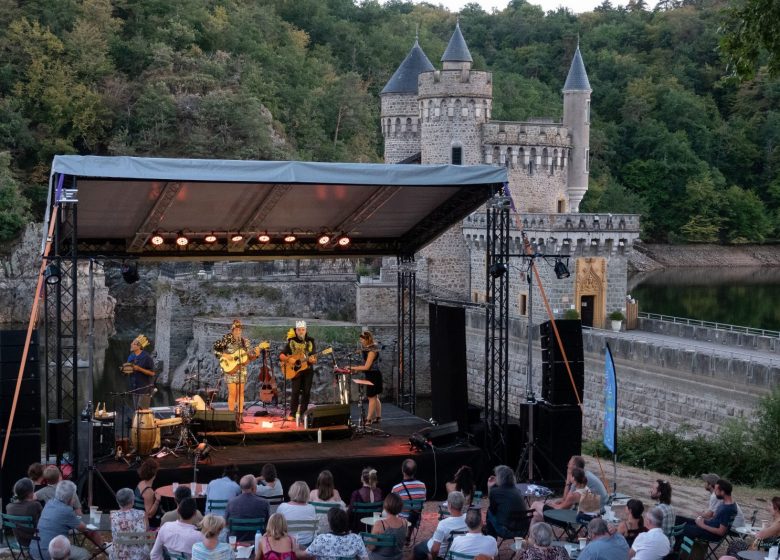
[303,403,350,428]
[192,409,238,432]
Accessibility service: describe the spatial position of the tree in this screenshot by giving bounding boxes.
[0,152,30,242]
[721,0,780,79]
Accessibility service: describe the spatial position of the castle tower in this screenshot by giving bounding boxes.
[562,44,592,213]
[380,38,434,164]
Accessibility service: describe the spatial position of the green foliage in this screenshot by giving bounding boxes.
[563,308,581,319]
[0,152,30,242]
[721,0,780,80]
[608,310,625,320]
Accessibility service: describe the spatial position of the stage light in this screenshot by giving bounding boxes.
[44,263,61,285]
[204,232,217,243]
[194,441,211,459]
[317,233,331,245]
[231,233,244,242]
[337,236,350,247]
[175,231,189,247]
[258,232,270,243]
[284,233,296,243]
[121,262,140,284]
[489,262,507,278]
[150,233,164,246]
[554,258,570,279]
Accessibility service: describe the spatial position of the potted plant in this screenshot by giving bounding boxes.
[608,310,625,332]
[563,308,580,320]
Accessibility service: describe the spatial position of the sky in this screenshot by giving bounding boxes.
[418,0,617,14]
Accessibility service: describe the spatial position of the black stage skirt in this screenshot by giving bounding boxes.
[365,370,383,397]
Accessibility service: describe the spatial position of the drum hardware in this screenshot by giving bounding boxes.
[351,378,389,438]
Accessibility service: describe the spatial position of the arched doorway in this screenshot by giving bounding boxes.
[574,257,606,328]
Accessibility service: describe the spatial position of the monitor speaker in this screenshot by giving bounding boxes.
[409,421,460,449]
[540,320,584,406]
[192,409,237,432]
[304,403,350,428]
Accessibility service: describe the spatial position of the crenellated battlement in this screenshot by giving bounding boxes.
[418,69,492,99]
[482,121,571,147]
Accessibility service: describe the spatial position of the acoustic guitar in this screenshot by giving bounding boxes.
[219,340,270,374]
[281,347,332,379]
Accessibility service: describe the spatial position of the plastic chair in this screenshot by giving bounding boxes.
[1,513,42,560]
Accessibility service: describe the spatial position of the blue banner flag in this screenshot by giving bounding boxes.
[603,343,617,453]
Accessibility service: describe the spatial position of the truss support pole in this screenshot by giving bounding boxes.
[396,255,416,414]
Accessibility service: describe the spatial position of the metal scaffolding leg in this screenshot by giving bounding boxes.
[484,197,510,463]
[396,255,416,414]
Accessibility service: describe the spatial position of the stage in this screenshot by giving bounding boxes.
[91,403,485,509]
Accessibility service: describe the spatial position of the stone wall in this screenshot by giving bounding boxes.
[381,92,421,164]
[638,317,780,355]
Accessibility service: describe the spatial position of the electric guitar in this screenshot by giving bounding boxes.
[281,347,333,379]
[219,340,270,375]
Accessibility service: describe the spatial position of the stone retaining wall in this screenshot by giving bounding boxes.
[638,317,780,356]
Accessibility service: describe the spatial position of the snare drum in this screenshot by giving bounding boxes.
[130,409,160,455]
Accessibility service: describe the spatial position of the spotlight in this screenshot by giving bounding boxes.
[204,233,217,243]
[193,441,211,459]
[258,232,270,243]
[337,236,350,247]
[231,233,244,242]
[284,234,296,243]
[317,233,331,245]
[44,263,61,285]
[121,262,140,284]
[489,262,508,278]
[554,258,570,279]
[175,231,189,247]
[150,233,164,246]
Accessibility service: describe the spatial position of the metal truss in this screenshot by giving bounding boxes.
[484,196,510,463]
[396,255,416,414]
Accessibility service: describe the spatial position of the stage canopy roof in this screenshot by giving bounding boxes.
[47,156,506,259]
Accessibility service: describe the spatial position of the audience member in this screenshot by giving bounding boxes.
[719,496,780,560]
[630,507,670,560]
[35,481,104,560]
[515,522,567,560]
[568,456,608,510]
[578,519,629,560]
[532,468,595,523]
[368,493,408,560]
[277,481,317,547]
[683,479,737,542]
[306,508,368,560]
[349,467,383,532]
[445,466,475,506]
[699,474,746,528]
[310,470,346,533]
[617,499,647,546]
[29,462,46,492]
[413,491,467,560]
[206,464,241,514]
[450,508,498,559]
[162,485,204,525]
[35,466,79,509]
[48,535,71,560]
[256,463,284,511]
[649,480,675,545]
[192,514,234,560]
[6,478,43,548]
[226,474,271,542]
[391,459,426,542]
[150,497,203,560]
[486,465,528,537]
[111,487,149,560]
[135,458,162,527]
[258,513,301,560]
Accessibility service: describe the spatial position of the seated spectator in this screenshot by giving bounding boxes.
[349,467,383,531]
[150,497,203,560]
[6,478,43,548]
[485,465,528,538]
[517,522,568,560]
[111,487,149,560]
[192,514,234,560]
[29,462,46,493]
[256,463,284,511]
[258,513,303,560]
[48,535,71,560]
[450,508,498,559]
[569,456,608,511]
[720,496,780,560]
[34,481,105,560]
[226,474,271,543]
[369,494,408,560]
[698,474,746,528]
[618,499,647,546]
[649,480,675,545]
[135,458,162,528]
[207,464,241,514]
[391,458,426,542]
[414,491,467,560]
[163,485,204,525]
[578,519,629,560]
[35,466,72,508]
[306,508,368,560]
[310,470,346,533]
[532,468,596,523]
[277,481,317,547]
[630,507,670,560]
[683,479,737,542]
[445,466,475,506]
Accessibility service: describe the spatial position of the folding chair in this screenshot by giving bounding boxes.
[472,491,483,508]
[490,509,534,549]
[350,501,384,532]
[310,501,344,533]
[228,517,266,542]
[1,513,42,560]
[447,551,477,560]
[287,519,319,546]
[206,499,228,515]
[438,503,451,520]
[361,532,399,550]
[679,537,705,560]
[401,498,425,545]
[164,548,191,560]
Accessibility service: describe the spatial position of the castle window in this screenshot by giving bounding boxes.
[492,146,500,167]
[585,149,590,173]
[557,199,565,213]
[586,100,591,124]
[542,148,549,171]
[529,147,536,175]
[452,145,463,165]
[519,293,528,316]
[406,117,412,133]
[506,147,513,168]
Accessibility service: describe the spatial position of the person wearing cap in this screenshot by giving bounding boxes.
[213,319,258,413]
[127,334,156,409]
[700,473,745,528]
[279,320,317,421]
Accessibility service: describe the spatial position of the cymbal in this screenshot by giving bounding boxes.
[175,397,194,404]
[352,378,374,386]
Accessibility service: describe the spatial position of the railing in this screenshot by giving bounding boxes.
[638,312,780,339]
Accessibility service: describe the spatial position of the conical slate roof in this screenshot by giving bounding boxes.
[381,39,435,95]
[563,45,591,92]
[441,21,472,63]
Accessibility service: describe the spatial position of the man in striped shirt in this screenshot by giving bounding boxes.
[392,459,427,544]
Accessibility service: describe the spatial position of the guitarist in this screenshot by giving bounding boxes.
[279,320,317,421]
[213,319,258,413]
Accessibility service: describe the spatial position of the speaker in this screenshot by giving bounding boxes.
[526,401,582,488]
[540,320,584,406]
[0,428,41,507]
[0,330,40,431]
[93,421,115,457]
[429,304,468,430]
[47,419,71,457]
[410,421,460,448]
[192,409,237,432]
[304,403,350,428]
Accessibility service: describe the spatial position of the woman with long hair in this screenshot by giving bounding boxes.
[192,515,233,560]
[618,499,647,546]
[257,513,301,560]
[134,458,162,527]
[445,466,475,506]
[310,470,346,533]
[348,332,382,424]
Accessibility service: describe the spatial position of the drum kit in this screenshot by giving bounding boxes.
[128,394,208,457]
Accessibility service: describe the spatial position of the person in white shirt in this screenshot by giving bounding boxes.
[450,508,498,559]
[413,491,468,560]
[150,498,204,560]
[630,507,670,560]
[256,463,285,513]
[277,481,318,547]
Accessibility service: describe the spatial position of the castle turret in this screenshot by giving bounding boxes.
[380,38,434,164]
[562,44,592,213]
[441,20,472,71]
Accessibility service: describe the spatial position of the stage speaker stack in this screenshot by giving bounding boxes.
[192,409,237,432]
[409,421,461,450]
[540,320,584,406]
[429,304,469,430]
[0,329,42,508]
[304,403,350,428]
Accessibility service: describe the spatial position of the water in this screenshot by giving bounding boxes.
[629,266,780,331]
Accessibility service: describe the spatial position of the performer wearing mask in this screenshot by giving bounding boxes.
[125,335,155,409]
[279,320,317,421]
[348,331,382,424]
[213,320,258,413]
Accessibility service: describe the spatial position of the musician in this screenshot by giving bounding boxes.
[348,331,382,424]
[213,319,257,413]
[279,320,317,421]
[127,335,155,410]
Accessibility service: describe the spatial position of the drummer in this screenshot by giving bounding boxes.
[127,334,156,410]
